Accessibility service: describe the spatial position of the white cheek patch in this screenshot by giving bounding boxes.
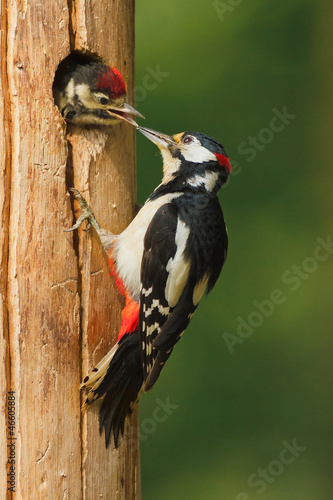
[65,78,75,104]
[75,83,95,108]
[181,144,216,164]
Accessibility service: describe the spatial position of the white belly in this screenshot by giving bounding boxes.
[113,191,182,302]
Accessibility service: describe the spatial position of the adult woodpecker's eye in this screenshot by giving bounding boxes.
[99,96,109,105]
[183,136,193,144]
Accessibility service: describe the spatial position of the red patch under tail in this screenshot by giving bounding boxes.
[117,297,139,342]
[108,248,139,342]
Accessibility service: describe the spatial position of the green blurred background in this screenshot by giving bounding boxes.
[135,1,332,499]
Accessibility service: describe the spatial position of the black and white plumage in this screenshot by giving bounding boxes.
[140,190,228,390]
[53,51,143,126]
[67,126,231,446]
[136,128,230,390]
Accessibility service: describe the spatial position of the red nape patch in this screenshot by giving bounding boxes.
[117,298,139,341]
[215,153,232,173]
[95,67,126,99]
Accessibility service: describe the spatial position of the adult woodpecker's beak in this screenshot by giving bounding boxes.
[107,102,145,126]
[138,126,177,149]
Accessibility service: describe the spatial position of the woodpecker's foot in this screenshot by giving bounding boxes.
[65,188,115,253]
[65,188,101,233]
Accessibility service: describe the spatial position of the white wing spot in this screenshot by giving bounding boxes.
[193,274,209,306]
[142,286,153,297]
[165,219,190,307]
[146,323,158,338]
[145,299,170,317]
[158,304,170,316]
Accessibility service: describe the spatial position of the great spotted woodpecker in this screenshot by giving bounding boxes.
[66,126,231,447]
[53,51,143,126]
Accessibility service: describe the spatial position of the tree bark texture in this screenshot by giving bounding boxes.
[0,0,139,498]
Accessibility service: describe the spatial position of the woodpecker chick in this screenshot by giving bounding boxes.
[66,126,231,447]
[53,51,143,127]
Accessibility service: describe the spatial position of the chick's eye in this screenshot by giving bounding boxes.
[183,136,193,144]
[99,96,109,105]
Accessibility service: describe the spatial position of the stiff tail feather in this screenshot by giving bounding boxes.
[81,330,143,448]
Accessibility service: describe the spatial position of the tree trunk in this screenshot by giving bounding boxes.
[0,0,139,498]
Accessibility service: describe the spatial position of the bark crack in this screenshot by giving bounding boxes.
[36,441,50,464]
[51,277,78,295]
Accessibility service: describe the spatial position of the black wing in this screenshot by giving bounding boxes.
[139,202,198,392]
[140,194,228,392]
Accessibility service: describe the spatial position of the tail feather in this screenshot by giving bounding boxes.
[100,386,129,448]
[100,379,134,448]
[81,342,119,392]
[82,330,143,448]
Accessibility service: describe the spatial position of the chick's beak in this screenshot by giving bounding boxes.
[120,103,145,119]
[138,126,177,149]
[106,102,145,126]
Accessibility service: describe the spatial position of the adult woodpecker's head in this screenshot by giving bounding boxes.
[138,126,231,193]
[53,51,143,127]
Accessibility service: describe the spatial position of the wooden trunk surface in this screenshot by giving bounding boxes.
[0,0,139,498]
